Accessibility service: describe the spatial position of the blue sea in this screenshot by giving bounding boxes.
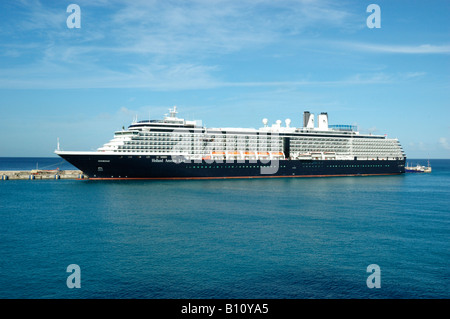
[0,157,448,299]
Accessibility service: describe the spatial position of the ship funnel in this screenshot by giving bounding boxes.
[303,111,314,129]
[318,112,328,130]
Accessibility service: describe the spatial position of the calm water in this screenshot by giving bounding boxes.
[0,158,448,299]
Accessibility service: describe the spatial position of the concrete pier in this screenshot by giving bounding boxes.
[0,170,86,180]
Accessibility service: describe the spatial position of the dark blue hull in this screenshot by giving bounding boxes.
[58,154,406,180]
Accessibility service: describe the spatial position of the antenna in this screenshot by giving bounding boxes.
[57,137,60,151]
[169,105,178,118]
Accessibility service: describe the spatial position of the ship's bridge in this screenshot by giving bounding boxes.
[329,124,357,132]
[127,106,199,130]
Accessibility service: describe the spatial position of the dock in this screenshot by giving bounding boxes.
[0,170,87,180]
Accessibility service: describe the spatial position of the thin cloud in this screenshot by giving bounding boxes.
[340,42,450,54]
[103,0,357,56]
[403,72,427,79]
[0,0,361,89]
[439,137,450,150]
[0,67,402,90]
[0,1,446,91]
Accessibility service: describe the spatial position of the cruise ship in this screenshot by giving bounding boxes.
[55,106,406,180]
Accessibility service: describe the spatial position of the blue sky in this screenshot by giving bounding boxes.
[0,0,449,158]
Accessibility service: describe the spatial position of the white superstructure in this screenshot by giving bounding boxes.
[93,107,405,162]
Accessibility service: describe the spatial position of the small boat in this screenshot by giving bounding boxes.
[405,164,424,173]
[405,160,431,173]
